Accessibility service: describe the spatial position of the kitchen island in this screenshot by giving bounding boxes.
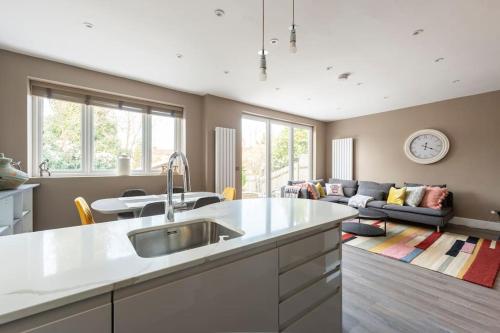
[0,198,357,333]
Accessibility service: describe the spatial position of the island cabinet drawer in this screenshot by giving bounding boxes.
[279,269,341,329]
[279,248,340,298]
[282,289,341,333]
[279,227,339,271]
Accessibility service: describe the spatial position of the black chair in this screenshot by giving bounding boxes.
[117,189,147,220]
[139,201,166,218]
[192,196,221,210]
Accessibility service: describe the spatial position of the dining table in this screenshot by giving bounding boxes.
[91,192,223,216]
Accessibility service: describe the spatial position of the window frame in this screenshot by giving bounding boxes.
[30,96,183,177]
[241,114,313,197]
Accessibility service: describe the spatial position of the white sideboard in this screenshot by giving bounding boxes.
[0,184,39,236]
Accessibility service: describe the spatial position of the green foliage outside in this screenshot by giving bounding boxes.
[41,99,142,171]
[42,100,82,170]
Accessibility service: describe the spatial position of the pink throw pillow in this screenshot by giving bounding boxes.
[420,186,448,209]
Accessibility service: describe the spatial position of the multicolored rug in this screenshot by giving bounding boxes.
[342,220,500,288]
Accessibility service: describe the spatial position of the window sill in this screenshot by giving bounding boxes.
[30,173,166,179]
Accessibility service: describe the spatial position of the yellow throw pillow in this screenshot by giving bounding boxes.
[316,182,326,198]
[387,187,406,206]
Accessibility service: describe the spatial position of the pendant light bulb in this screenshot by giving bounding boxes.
[259,52,267,81]
[289,26,297,53]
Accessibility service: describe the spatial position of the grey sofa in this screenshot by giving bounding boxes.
[283,178,454,231]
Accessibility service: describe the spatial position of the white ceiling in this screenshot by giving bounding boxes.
[1,0,500,121]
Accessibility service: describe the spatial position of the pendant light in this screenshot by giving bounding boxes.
[259,0,267,81]
[289,0,297,53]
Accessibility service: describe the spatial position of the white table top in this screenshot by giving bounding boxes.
[0,198,357,325]
[91,191,223,214]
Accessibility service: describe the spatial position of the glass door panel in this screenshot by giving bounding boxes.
[293,127,311,180]
[242,118,267,198]
[271,123,291,197]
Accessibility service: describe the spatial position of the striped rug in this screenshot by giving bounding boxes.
[342,220,500,288]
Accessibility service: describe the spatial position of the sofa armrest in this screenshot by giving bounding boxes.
[443,191,453,208]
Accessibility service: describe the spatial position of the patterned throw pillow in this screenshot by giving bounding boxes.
[420,186,449,209]
[325,183,344,196]
[405,186,426,207]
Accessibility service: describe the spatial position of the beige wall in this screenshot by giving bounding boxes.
[326,91,500,221]
[202,95,327,198]
[0,49,326,230]
[0,49,205,230]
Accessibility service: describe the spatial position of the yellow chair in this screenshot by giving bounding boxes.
[222,187,236,201]
[74,197,95,225]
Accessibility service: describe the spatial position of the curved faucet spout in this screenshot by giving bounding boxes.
[166,152,191,222]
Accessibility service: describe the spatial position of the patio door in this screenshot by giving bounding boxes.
[242,115,312,199]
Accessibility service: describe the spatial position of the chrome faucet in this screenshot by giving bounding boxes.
[166,152,191,222]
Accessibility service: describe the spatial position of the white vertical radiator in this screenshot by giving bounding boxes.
[215,127,236,193]
[331,138,353,180]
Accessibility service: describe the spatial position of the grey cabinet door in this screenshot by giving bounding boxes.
[114,249,279,333]
[283,291,341,333]
[0,295,111,333]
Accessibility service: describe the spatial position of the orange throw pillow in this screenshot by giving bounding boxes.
[420,186,448,209]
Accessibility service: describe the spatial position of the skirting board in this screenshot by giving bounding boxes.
[449,216,500,232]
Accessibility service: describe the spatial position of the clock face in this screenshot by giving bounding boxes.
[409,134,443,160]
[404,129,450,164]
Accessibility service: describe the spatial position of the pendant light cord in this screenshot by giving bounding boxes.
[262,0,265,51]
[292,0,295,26]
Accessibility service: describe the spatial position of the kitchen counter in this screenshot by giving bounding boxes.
[0,198,357,326]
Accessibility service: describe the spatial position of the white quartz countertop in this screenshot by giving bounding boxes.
[0,198,357,325]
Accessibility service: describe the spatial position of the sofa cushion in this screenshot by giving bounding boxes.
[366,200,387,209]
[358,181,395,201]
[328,179,358,197]
[319,195,349,204]
[404,182,447,188]
[288,180,305,186]
[382,204,452,217]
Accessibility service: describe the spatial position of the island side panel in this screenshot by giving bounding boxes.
[113,249,279,333]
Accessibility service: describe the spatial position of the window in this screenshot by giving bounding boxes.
[30,81,183,176]
[242,115,313,198]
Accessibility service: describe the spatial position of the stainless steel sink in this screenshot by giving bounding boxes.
[128,220,243,258]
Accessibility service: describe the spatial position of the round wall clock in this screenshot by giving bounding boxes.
[404,129,450,164]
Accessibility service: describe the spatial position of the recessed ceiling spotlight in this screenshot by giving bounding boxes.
[275,87,280,91]
[452,79,461,83]
[326,66,333,71]
[412,29,424,36]
[336,107,341,111]
[176,53,183,59]
[223,70,230,74]
[356,82,363,86]
[434,57,445,63]
[384,96,389,99]
[83,22,94,29]
[214,9,225,17]
[338,72,352,80]
[270,38,279,45]
[307,97,311,101]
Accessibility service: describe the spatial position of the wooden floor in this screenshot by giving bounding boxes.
[342,229,500,333]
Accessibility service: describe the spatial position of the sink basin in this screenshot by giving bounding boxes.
[128,220,243,258]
